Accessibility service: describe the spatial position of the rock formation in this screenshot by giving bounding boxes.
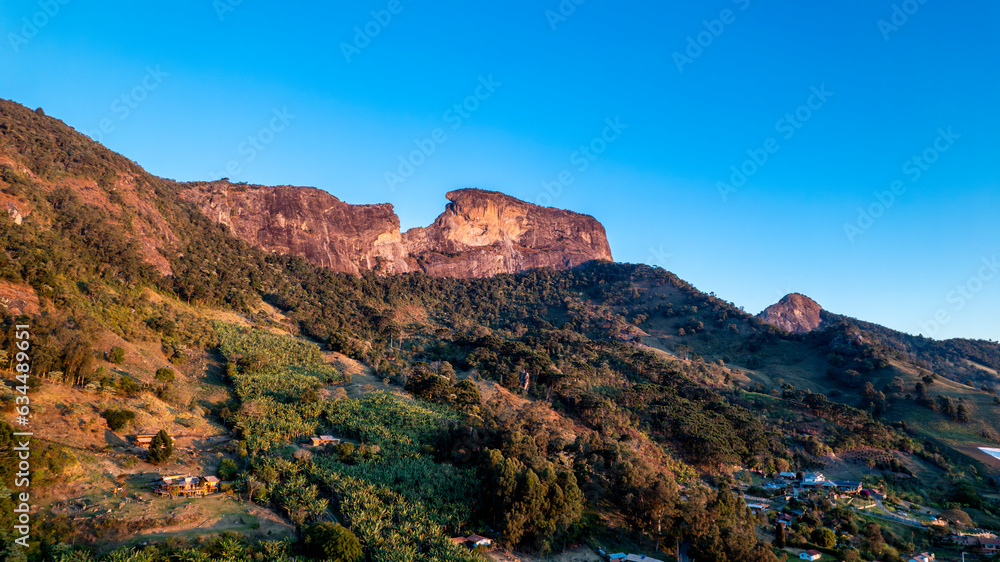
[758,293,825,334]
[181,183,612,278]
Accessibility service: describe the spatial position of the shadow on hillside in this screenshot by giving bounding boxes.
[104,429,127,448]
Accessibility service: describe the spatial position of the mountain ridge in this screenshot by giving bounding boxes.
[180,181,613,278]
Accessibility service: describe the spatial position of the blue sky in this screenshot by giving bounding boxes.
[1,0,998,341]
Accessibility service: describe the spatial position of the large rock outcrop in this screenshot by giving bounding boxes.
[758,293,826,334]
[181,184,612,278]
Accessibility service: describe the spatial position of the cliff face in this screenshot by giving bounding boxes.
[181,183,407,274]
[758,293,825,334]
[181,184,612,278]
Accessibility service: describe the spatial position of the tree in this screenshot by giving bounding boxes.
[218,458,239,480]
[956,402,970,423]
[775,522,786,548]
[155,368,175,382]
[812,526,836,548]
[303,522,363,562]
[108,346,125,364]
[147,429,173,464]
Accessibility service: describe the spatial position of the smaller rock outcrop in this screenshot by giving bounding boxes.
[758,293,825,334]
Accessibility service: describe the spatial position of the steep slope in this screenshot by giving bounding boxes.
[0,100,179,276]
[758,293,826,334]
[182,182,613,278]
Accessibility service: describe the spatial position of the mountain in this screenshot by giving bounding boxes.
[4,98,1000,561]
[758,292,826,334]
[182,182,612,278]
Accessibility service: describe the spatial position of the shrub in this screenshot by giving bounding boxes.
[108,347,125,364]
[155,368,175,383]
[118,376,141,395]
[218,458,239,480]
[102,409,135,431]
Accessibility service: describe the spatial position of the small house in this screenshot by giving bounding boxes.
[153,474,219,498]
[833,481,862,493]
[134,434,174,448]
[779,472,798,480]
[908,553,934,562]
[802,473,826,486]
[306,435,341,447]
[799,550,822,561]
[466,535,492,547]
[450,535,493,549]
[609,555,627,561]
[978,538,1000,553]
[202,475,220,492]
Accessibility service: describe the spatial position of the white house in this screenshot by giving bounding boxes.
[802,473,826,486]
[465,535,492,547]
[799,550,822,561]
[908,553,934,562]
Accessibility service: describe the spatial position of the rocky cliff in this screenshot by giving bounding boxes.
[181,184,612,278]
[758,293,826,334]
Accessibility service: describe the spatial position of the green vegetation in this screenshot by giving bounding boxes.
[108,346,125,364]
[2,98,1000,561]
[147,429,173,464]
[102,408,135,431]
[303,522,363,562]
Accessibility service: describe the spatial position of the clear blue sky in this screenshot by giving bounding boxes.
[1,0,998,341]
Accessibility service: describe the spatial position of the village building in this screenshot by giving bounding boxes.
[134,433,174,448]
[799,550,822,561]
[831,480,862,493]
[801,472,826,486]
[449,535,493,549]
[305,435,341,447]
[153,474,220,498]
[977,538,1000,553]
[908,553,934,562]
